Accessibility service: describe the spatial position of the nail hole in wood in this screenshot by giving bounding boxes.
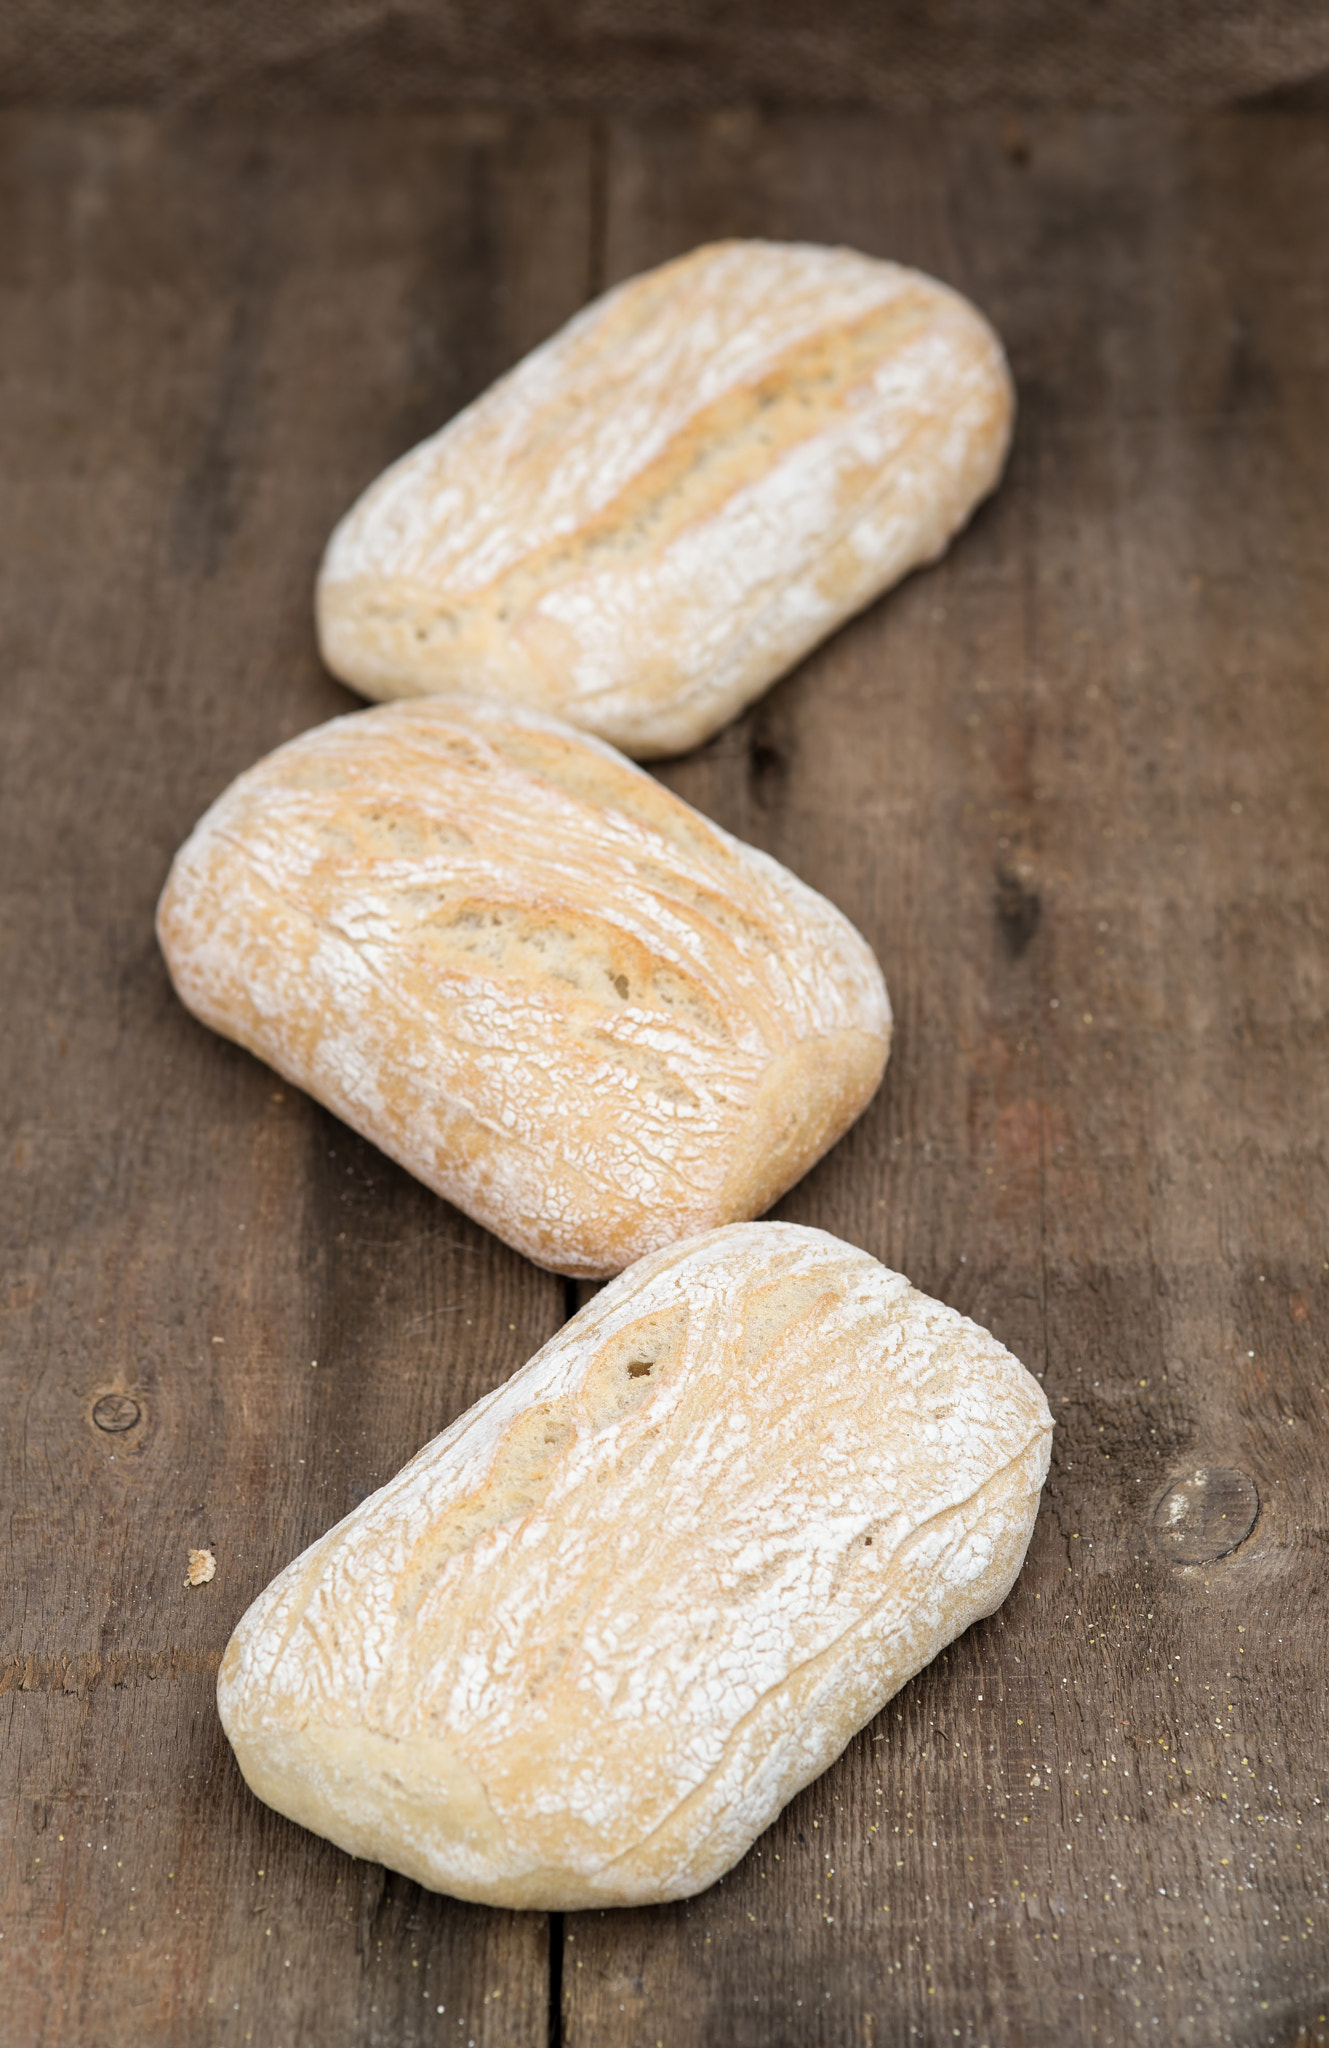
[91,1393,141,1434]
[749,737,787,807]
[995,866,1041,958]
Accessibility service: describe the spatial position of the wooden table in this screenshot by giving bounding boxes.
[3,104,1327,2047]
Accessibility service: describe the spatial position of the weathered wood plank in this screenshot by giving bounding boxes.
[561,108,1329,2048]
[2,3,1327,116]
[5,100,1329,2048]
[0,109,593,2048]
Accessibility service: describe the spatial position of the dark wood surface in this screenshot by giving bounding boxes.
[3,105,1327,2048]
[3,2,1328,115]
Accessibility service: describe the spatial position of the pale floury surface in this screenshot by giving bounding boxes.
[317,240,1014,757]
[156,698,890,1276]
[218,1223,1054,1908]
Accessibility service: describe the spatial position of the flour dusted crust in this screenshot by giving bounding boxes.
[218,1223,1053,1908]
[316,240,1014,758]
[156,697,890,1276]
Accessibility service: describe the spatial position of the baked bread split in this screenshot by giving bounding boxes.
[316,239,1014,757]
[218,1222,1053,1908]
[156,697,890,1276]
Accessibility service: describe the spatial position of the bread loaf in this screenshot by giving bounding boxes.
[156,698,890,1276]
[316,239,1014,758]
[218,1222,1053,1908]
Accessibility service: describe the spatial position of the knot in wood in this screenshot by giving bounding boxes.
[91,1392,141,1434]
[1151,1467,1258,1564]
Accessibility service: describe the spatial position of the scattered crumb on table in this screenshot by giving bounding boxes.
[185,1548,216,1587]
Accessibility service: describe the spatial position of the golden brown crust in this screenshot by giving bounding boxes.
[157,698,891,1275]
[218,1224,1053,1907]
[316,240,1014,756]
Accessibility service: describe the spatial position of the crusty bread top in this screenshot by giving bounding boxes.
[157,697,890,1274]
[317,240,1013,756]
[219,1223,1052,1906]
[324,241,962,591]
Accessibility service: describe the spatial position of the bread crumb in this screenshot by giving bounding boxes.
[185,1548,216,1587]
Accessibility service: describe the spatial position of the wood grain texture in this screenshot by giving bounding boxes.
[2,101,1328,2048]
[2,1,1329,115]
[0,109,593,2048]
[562,108,1329,2048]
